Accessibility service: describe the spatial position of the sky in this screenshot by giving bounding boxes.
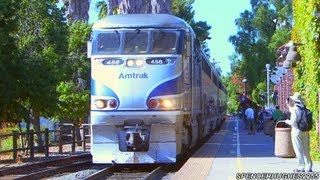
[86,0,251,75]
[192,1,251,75]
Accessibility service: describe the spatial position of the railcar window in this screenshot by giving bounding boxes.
[124,30,148,54]
[97,32,120,53]
[152,31,177,54]
[203,59,211,77]
[212,73,218,86]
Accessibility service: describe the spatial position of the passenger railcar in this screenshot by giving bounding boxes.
[87,14,227,164]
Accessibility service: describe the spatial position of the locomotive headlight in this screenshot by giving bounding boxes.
[94,99,107,109]
[147,98,177,110]
[135,59,144,67]
[126,59,134,67]
[126,59,144,67]
[162,99,174,108]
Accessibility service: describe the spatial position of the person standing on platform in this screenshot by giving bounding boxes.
[284,92,313,172]
[272,105,284,123]
[257,107,268,132]
[245,105,255,135]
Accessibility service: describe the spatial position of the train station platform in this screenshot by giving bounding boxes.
[171,115,320,180]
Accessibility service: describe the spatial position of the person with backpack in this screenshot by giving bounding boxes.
[284,92,313,172]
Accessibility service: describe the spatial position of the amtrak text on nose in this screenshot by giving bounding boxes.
[119,73,148,79]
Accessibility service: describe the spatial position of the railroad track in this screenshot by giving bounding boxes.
[85,164,166,180]
[0,130,217,180]
[0,153,92,180]
[0,155,167,180]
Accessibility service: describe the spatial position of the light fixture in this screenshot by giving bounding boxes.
[242,78,247,97]
[313,11,320,18]
[94,99,107,109]
[126,59,144,67]
[162,99,174,108]
[281,41,302,68]
[266,64,270,109]
[272,67,285,78]
[275,66,287,75]
[270,74,280,84]
[242,78,247,83]
[283,60,291,69]
[147,98,176,109]
[285,45,301,62]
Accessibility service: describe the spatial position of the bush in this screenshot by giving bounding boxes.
[310,130,320,161]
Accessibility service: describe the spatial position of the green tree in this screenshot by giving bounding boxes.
[291,0,320,160]
[14,0,68,148]
[0,0,24,124]
[56,22,91,124]
[222,75,241,114]
[229,0,292,103]
[172,0,211,44]
[251,81,267,106]
[97,1,108,19]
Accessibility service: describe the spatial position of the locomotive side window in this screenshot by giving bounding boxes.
[203,58,211,77]
[152,31,177,54]
[97,32,120,53]
[124,30,148,54]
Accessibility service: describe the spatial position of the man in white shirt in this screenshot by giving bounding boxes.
[245,105,255,135]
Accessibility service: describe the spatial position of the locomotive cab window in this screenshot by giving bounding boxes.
[152,31,178,54]
[97,31,120,53]
[124,30,148,54]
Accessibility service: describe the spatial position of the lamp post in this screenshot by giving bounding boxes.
[242,78,247,97]
[266,64,270,109]
[283,41,302,69]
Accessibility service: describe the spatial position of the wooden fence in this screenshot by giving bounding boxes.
[0,123,90,161]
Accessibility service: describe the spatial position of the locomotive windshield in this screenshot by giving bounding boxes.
[97,31,120,53]
[152,31,177,54]
[93,29,181,55]
[124,30,148,54]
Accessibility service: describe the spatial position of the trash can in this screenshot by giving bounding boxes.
[274,121,295,158]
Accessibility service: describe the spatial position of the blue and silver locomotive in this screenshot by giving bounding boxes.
[87,14,227,164]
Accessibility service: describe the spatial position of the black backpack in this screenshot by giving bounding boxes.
[297,105,313,131]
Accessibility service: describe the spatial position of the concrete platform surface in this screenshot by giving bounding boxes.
[171,116,320,180]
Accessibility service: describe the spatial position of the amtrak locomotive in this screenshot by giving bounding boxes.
[87,14,227,164]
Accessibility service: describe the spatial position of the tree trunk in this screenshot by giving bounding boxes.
[150,0,171,14]
[30,111,44,152]
[18,121,25,153]
[119,0,144,14]
[106,0,171,15]
[63,0,89,22]
[105,0,121,15]
[75,123,82,146]
[25,118,31,153]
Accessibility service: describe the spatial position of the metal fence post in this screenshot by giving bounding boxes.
[12,131,18,161]
[72,125,76,153]
[45,128,49,157]
[30,130,34,160]
[59,125,63,154]
[82,126,86,151]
